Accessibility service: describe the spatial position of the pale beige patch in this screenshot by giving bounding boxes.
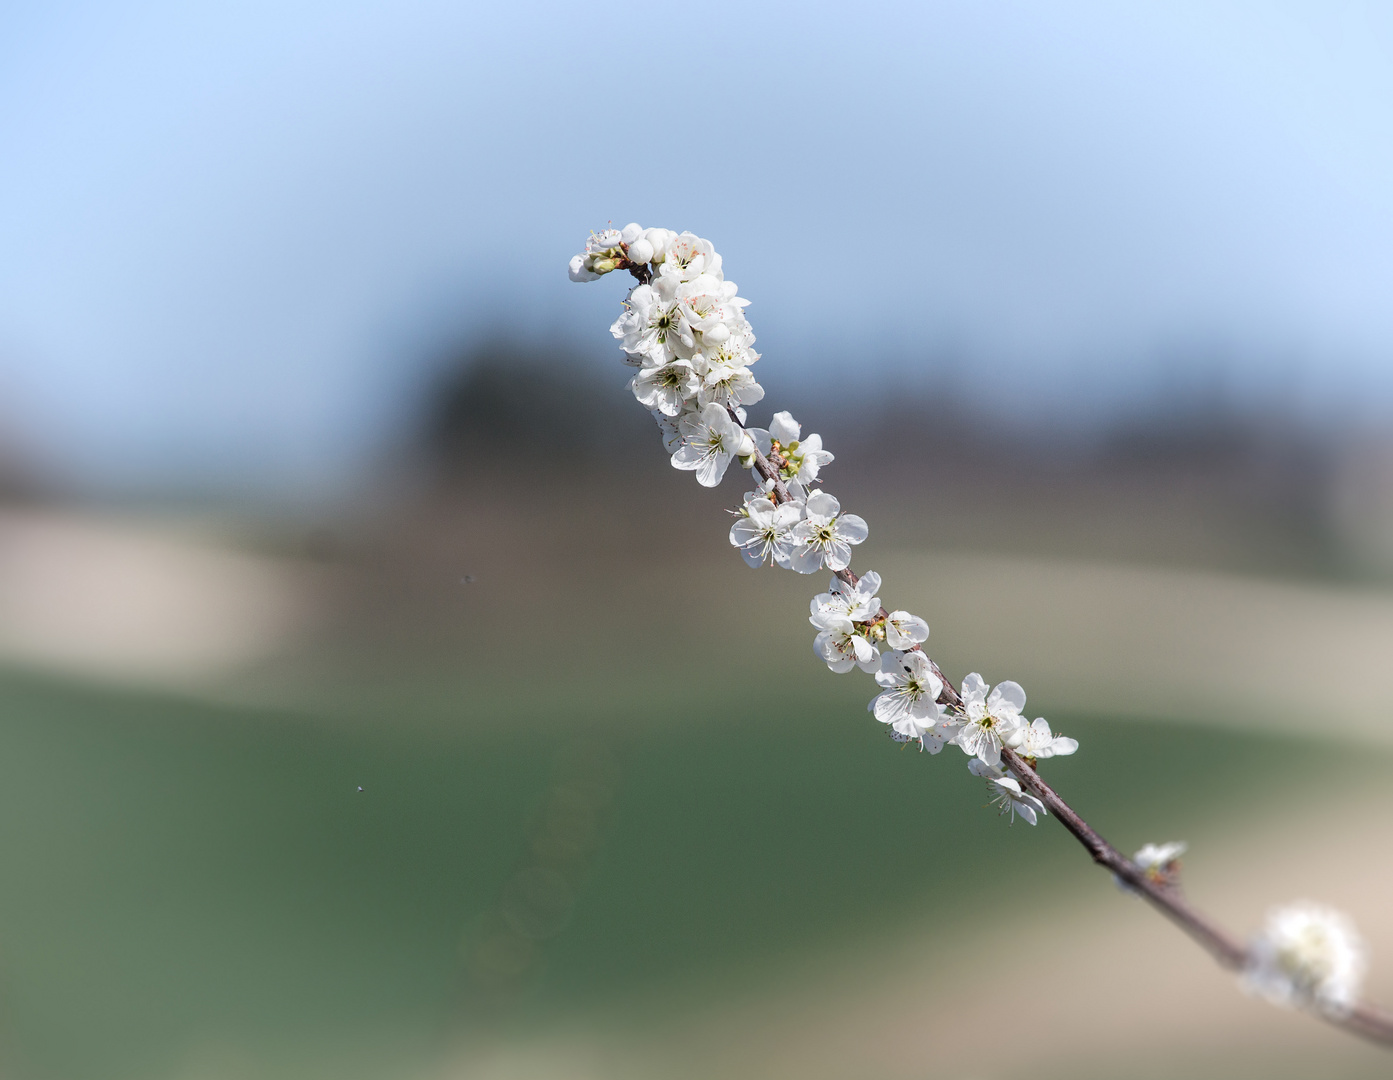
[0,508,317,690]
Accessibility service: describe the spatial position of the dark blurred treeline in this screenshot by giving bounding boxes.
[411,338,1389,579]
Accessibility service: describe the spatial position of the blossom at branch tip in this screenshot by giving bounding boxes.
[788,491,867,573]
[953,673,1028,767]
[567,228,622,281]
[884,610,929,649]
[631,358,699,416]
[810,572,881,624]
[812,616,880,674]
[1245,902,1366,1017]
[870,650,952,750]
[968,759,1046,826]
[1005,717,1078,759]
[749,410,835,486]
[671,402,752,487]
[570,225,657,282]
[729,497,802,568]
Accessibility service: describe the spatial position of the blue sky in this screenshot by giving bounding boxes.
[2,0,1392,495]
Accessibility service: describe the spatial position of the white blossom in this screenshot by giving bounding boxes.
[699,360,764,409]
[1246,903,1367,1016]
[1005,717,1078,760]
[789,491,867,574]
[678,273,750,347]
[703,330,759,370]
[631,358,699,416]
[658,231,721,282]
[611,277,690,364]
[870,651,952,749]
[968,759,1046,826]
[750,411,835,486]
[569,228,627,281]
[1136,841,1187,873]
[884,610,929,649]
[953,673,1028,767]
[812,616,880,674]
[729,497,802,568]
[810,572,881,624]
[1115,840,1188,893]
[671,402,750,487]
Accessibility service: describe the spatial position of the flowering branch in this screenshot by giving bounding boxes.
[568,223,1393,1047]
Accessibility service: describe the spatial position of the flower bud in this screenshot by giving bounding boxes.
[620,222,643,245]
[702,322,730,344]
[644,228,669,261]
[569,253,600,282]
[626,237,654,264]
[734,430,755,457]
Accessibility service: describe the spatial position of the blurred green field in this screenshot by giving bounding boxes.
[0,663,1376,1080]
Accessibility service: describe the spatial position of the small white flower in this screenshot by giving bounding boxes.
[869,651,951,749]
[568,228,627,280]
[658,231,722,282]
[789,491,868,574]
[1005,717,1078,759]
[631,359,699,416]
[810,572,881,624]
[1136,840,1187,872]
[884,610,928,649]
[703,330,759,370]
[812,616,880,674]
[1246,902,1367,1016]
[611,277,691,364]
[968,759,1046,826]
[678,274,750,342]
[729,497,803,568]
[953,673,1028,767]
[698,361,764,409]
[671,402,745,487]
[1115,841,1187,892]
[750,410,835,486]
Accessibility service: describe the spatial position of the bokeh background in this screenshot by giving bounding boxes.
[2,2,1393,1078]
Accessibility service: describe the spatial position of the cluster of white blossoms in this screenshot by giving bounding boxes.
[568,223,1078,825]
[1246,903,1367,1016]
[569,222,1378,1023]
